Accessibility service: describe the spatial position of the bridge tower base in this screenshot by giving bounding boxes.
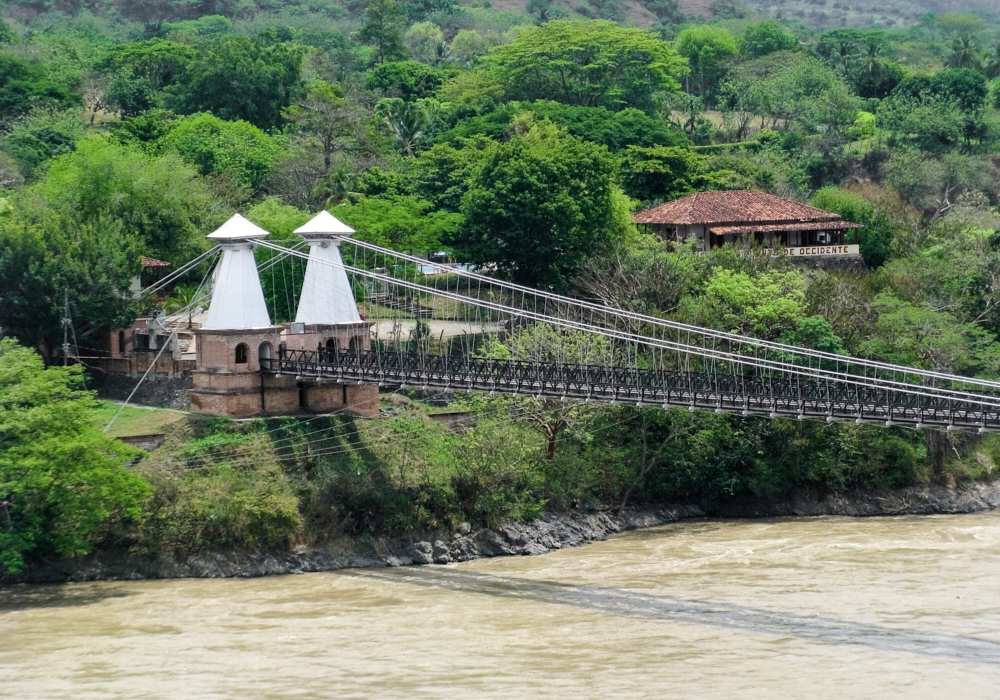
[189,327,294,418]
[189,327,379,419]
[282,322,378,418]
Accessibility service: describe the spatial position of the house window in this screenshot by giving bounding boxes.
[118,331,126,353]
[235,343,248,364]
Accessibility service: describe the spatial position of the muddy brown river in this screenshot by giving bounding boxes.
[3,512,1000,698]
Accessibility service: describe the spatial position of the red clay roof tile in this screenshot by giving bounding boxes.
[709,221,862,235]
[633,191,843,226]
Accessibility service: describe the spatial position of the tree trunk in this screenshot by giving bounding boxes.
[544,423,560,461]
[927,430,945,481]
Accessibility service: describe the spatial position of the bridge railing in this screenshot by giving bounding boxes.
[273,347,1000,431]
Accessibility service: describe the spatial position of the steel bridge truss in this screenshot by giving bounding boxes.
[256,239,1000,414]
[276,348,1000,431]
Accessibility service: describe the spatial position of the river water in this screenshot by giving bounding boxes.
[4,512,1000,699]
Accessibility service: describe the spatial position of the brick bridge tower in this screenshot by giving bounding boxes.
[189,213,294,417]
[188,211,378,418]
[282,211,378,417]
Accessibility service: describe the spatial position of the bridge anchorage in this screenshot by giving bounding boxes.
[175,210,1000,432]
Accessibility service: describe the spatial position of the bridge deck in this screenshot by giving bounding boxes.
[272,349,1000,431]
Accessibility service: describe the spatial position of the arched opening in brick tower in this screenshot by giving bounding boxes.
[325,337,339,362]
[258,342,273,371]
[235,343,248,364]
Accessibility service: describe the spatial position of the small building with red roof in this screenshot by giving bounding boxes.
[633,191,862,258]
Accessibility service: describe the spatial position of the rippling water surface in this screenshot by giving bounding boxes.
[4,512,1000,699]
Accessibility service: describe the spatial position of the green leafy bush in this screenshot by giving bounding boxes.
[810,187,894,268]
[0,338,151,574]
[162,113,287,189]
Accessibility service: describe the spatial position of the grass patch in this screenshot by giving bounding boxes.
[91,400,188,438]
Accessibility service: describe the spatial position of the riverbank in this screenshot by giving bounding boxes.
[5,480,999,585]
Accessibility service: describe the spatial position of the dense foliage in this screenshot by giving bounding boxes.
[0,337,150,573]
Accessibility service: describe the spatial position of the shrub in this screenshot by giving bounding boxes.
[810,187,894,268]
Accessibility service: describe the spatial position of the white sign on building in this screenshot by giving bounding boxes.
[776,244,860,257]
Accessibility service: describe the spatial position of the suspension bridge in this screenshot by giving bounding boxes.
[133,211,1000,432]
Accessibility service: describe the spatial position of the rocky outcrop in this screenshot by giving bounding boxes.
[6,481,1000,585]
[3,505,702,584]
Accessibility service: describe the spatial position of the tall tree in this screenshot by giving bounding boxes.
[100,39,194,117]
[282,81,374,174]
[0,53,80,121]
[947,34,981,71]
[356,0,408,65]
[36,139,219,265]
[456,118,628,289]
[165,32,306,130]
[857,38,888,85]
[375,97,432,155]
[983,43,1000,79]
[0,213,141,360]
[404,21,445,65]
[917,12,938,40]
[484,20,686,114]
[449,30,487,68]
[739,20,798,58]
[161,113,287,190]
[0,337,151,575]
[526,0,567,24]
[0,17,15,45]
[675,25,739,106]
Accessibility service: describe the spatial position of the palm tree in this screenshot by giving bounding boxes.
[375,98,430,156]
[830,39,856,77]
[314,164,362,209]
[983,42,1000,78]
[858,39,887,84]
[947,34,982,71]
[164,284,203,328]
[431,40,451,67]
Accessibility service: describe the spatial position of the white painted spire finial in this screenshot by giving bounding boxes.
[207,212,271,241]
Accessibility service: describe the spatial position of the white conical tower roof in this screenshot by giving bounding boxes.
[294,211,362,325]
[294,210,355,238]
[203,214,272,330]
[207,212,270,241]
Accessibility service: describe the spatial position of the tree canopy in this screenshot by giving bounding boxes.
[676,25,738,105]
[740,20,799,58]
[484,21,686,114]
[456,118,628,289]
[0,337,150,574]
[164,33,306,130]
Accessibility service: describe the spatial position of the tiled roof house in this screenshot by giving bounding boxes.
[634,191,862,257]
